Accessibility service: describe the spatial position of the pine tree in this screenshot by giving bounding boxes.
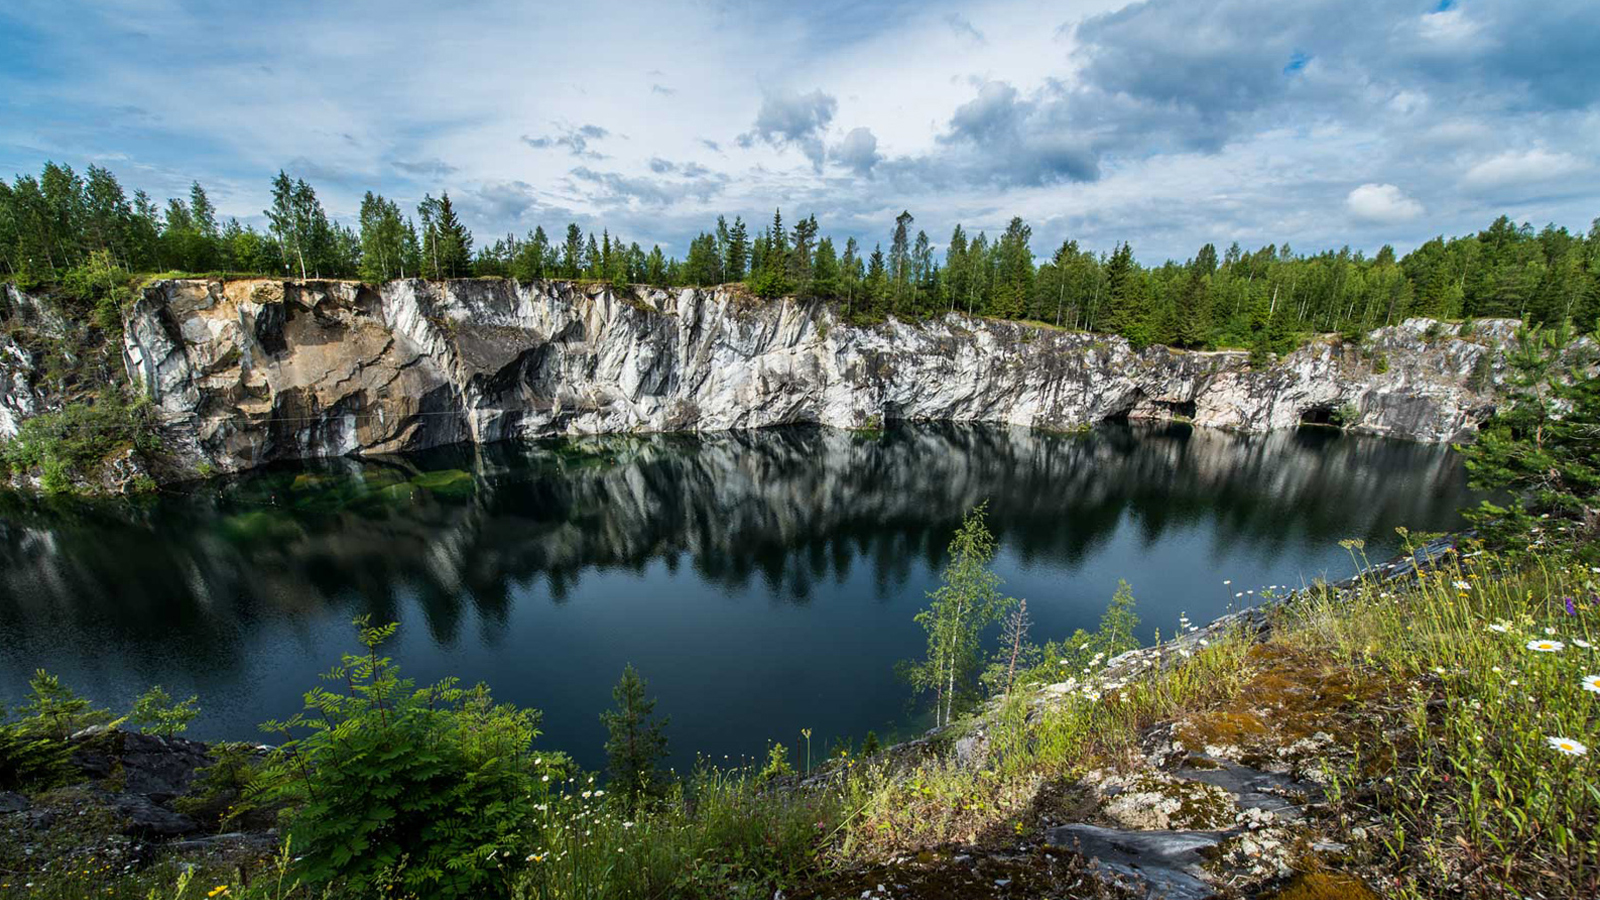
[600,664,671,809]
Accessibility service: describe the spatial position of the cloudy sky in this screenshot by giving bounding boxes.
[1,0,1596,263]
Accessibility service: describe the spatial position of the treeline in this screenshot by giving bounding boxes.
[3,160,1597,352]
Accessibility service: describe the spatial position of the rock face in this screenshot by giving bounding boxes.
[115,278,1518,472]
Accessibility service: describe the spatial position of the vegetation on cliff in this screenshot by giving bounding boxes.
[4,160,1598,357]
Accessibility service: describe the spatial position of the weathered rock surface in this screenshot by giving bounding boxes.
[114,278,1527,473]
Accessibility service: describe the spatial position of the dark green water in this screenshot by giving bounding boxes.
[0,422,1472,771]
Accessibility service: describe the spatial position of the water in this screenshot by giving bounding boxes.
[0,422,1473,771]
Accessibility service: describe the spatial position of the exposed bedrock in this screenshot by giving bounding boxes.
[115,278,1524,472]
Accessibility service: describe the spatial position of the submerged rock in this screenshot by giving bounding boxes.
[111,278,1533,474]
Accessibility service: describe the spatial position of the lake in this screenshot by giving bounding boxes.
[0,422,1473,772]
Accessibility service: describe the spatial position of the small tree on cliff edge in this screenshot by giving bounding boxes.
[601,663,671,809]
[905,503,1016,727]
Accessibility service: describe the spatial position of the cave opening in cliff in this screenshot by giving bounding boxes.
[1299,405,1337,427]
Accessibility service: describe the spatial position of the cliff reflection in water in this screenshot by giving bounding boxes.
[0,422,1471,764]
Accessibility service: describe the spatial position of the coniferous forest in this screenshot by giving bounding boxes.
[3,160,1598,357]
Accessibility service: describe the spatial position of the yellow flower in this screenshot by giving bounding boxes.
[208,888,230,898]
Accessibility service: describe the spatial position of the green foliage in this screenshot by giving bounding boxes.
[0,389,159,493]
[600,663,671,810]
[905,504,1017,726]
[255,617,546,899]
[861,730,881,756]
[16,669,110,741]
[1371,352,1391,374]
[1458,323,1599,561]
[1010,581,1142,692]
[173,742,266,830]
[757,742,795,783]
[0,670,108,791]
[127,685,198,737]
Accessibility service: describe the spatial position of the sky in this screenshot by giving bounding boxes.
[1,0,1596,264]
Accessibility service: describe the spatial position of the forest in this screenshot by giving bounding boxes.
[2,160,1597,353]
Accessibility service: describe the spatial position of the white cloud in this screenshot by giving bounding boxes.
[1345,184,1424,223]
[1462,149,1589,190]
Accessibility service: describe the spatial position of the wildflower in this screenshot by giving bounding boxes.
[1566,597,1578,616]
[528,853,546,863]
[1545,626,1558,636]
[208,888,229,899]
[623,821,635,829]
[1526,639,1565,653]
[1235,592,1243,598]
[1487,622,1509,633]
[1582,675,1600,694]
[1547,736,1588,757]
[542,775,550,782]
[1453,580,1470,590]
[1223,580,1232,585]
[1575,639,1593,649]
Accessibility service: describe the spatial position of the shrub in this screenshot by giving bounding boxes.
[758,742,794,783]
[0,389,160,492]
[0,670,109,791]
[1371,352,1390,374]
[174,743,267,830]
[128,685,199,737]
[254,617,546,899]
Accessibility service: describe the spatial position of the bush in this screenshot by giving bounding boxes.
[0,389,159,492]
[758,742,794,783]
[255,617,547,899]
[128,685,199,737]
[0,670,110,791]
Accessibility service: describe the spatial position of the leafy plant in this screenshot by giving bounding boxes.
[255,617,545,899]
[758,742,794,783]
[128,685,199,737]
[904,503,1017,726]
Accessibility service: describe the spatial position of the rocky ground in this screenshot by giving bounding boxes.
[791,542,1456,900]
[0,729,278,894]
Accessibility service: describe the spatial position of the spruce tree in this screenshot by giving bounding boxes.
[600,664,671,809]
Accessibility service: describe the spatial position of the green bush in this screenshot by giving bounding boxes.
[0,670,110,791]
[255,617,547,899]
[128,685,199,737]
[757,742,794,783]
[0,389,159,493]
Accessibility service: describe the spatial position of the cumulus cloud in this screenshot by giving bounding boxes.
[927,81,1098,185]
[738,88,838,171]
[1346,183,1423,223]
[831,127,881,177]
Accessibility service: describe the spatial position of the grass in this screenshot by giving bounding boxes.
[1278,541,1600,897]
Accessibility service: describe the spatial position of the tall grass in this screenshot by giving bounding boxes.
[1285,541,1600,897]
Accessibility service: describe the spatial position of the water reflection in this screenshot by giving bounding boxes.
[0,423,1471,766]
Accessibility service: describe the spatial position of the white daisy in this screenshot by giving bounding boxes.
[1547,736,1588,757]
[1583,675,1600,694]
[1527,639,1565,653]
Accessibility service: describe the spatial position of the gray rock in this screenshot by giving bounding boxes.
[107,278,1578,475]
[1048,823,1228,900]
[0,791,30,813]
[112,792,202,837]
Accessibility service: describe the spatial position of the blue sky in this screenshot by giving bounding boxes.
[1,0,1596,263]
